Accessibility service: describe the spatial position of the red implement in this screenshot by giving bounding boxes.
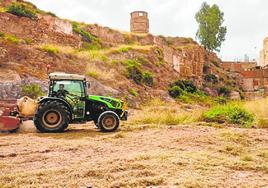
[0,100,21,132]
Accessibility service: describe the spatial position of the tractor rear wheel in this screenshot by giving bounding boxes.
[34,100,70,133]
[98,111,119,132]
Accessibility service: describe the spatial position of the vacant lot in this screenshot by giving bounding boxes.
[0,119,267,188]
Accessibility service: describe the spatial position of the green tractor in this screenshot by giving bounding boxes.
[34,72,128,133]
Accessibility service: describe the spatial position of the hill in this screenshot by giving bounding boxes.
[0,0,240,106]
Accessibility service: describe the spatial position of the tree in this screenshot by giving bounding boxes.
[195,2,227,52]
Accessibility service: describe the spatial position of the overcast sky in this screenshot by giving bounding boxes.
[28,0,268,62]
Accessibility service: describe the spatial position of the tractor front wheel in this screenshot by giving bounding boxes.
[34,100,70,133]
[98,111,119,132]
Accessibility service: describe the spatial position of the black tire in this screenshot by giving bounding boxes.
[34,100,70,133]
[98,111,120,132]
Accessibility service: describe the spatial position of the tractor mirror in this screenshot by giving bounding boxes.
[87,82,90,89]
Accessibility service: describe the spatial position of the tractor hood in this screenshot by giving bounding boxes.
[87,95,124,109]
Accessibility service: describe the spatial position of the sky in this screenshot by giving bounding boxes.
[28,0,268,62]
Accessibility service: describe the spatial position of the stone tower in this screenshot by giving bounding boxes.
[260,37,268,66]
[130,11,149,33]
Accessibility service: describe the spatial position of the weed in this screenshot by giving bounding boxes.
[128,88,138,97]
[41,45,59,55]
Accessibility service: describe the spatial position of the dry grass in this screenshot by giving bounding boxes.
[0,118,267,187]
[244,98,268,128]
[128,98,204,127]
[86,63,115,80]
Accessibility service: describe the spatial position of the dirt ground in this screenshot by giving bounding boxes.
[0,121,267,188]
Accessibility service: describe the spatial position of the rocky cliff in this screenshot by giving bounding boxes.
[0,0,240,106]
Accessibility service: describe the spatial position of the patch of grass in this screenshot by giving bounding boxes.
[7,3,36,19]
[203,103,254,126]
[41,45,59,55]
[132,102,203,126]
[72,22,101,50]
[128,88,138,97]
[86,64,115,81]
[24,38,33,45]
[21,83,45,99]
[220,144,244,156]
[240,154,254,162]
[244,98,268,128]
[5,34,20,44]
[86,71,98,79]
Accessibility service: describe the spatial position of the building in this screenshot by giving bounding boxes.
[259,37,268,66]
[130,11,149,33]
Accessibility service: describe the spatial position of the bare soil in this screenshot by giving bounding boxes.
[0,121,267,188]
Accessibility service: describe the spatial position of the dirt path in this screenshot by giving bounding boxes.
[0,121,267,187]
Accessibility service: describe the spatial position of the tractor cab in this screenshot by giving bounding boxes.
[48,72,87,119]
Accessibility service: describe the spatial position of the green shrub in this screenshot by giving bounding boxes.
[0,32,4,38]
[127,66,143,85]
[168,86,184,98]
[142,71,154,87]
[203,103,254,126]
[170,80,197,94]
[204,74,218,84]
[21,83,45,98]
[128,88,138,97]
[41,45,59,55]
[218,86,231,97]
[7,3,36,19]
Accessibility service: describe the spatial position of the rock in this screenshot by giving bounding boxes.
[229,91,241,100]
[203,87,218,97]
[87,77,119,97]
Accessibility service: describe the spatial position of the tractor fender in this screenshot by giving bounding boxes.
[38,97,73,120]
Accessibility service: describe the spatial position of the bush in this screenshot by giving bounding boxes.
[168,86,184,98]
[142,71,154,87]
[127,66,143,85]
[203,103,254,126]
[204,74,218,84]
[21,84,45,99]
[7,3,36,19]
[170,80,197,94]
[218,86,231,97]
